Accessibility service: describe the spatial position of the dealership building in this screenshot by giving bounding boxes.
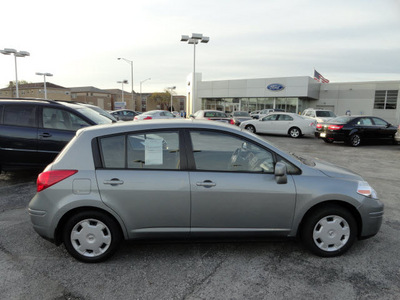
[186,74,400,125]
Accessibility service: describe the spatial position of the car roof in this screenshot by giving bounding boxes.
[78,119,240,136]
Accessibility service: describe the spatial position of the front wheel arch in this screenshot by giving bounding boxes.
[298,201,362,240]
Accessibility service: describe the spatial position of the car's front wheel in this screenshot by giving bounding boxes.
[63,210,122,263]
[301,205,357,257]
[245,125,256,133]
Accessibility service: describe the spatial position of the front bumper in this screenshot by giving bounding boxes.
[358,197,384,238]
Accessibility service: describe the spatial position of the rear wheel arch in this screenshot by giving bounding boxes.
[54,206,126,245]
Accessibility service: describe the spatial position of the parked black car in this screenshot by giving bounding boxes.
[315,115,398,146]
[0,98,114,172]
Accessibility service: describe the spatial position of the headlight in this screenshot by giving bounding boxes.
[357,181,378,199]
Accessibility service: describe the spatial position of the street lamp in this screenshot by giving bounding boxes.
[167,86,176,112]
[117,58,134,109]
[180,33,209,115]
[117,80,128,105]
[35,72,53,99]
[140,78,151,111]
[1,48,30,97]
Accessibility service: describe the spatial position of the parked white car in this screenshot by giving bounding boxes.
[134,110,175,121]
[302,108,336,123]
[240,112,316,138]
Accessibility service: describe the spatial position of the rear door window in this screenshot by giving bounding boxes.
[3,105,37,127]
[99,131,181,170]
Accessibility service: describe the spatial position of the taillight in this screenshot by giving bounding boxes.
[316,123,323,129]
[229,119,235,125]
[134,116,138,120]
[143,116,152,120]
[328,124,344,130]
[37,170,78,192]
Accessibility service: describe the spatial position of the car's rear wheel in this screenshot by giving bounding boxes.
[301,205,357,257]
[245,125,256,133]
[349,134,361,147]
[289,127,301,138]
[63,210,122,263]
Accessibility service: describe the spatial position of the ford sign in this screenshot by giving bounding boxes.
[267,83,285,91]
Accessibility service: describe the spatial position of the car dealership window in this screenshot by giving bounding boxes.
[190,130,274,173]
[374,90,398,109]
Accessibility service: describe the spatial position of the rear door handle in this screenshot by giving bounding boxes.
[196,180,216,187]
[104,178,124,186]
[39,133,52,138]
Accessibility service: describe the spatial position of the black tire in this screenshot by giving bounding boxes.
[245,125,256,133]
[323,138,334,143]
[301,205,357,257]
[62,210,122,263]
[349,134,361,147]
[289,127,302,138]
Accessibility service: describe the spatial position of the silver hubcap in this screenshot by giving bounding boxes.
[313,215,350,252]
[71,219,112,257]
[247,126,255,133]
[352,135,360,146]
[290,129,300,137]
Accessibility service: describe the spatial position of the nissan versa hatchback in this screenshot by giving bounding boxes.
[28,119,384,263]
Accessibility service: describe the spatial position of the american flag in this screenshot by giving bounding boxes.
[314,70,330,83]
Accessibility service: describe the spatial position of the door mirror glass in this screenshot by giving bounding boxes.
[274,162,287,184]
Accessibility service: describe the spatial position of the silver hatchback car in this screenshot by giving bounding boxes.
[29,119,384,262]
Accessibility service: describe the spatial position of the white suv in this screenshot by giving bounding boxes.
[302,108,336,123]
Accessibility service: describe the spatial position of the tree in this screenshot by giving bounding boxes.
[7,80,29,87]
[147,91,172,110]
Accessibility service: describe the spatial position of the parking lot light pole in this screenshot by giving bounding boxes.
[35,72,53,99]
[167,86,176,112]
[1,48,30,97]
[118,58,134,109]
[117,80,128,105]
[140,78,151,111]
[180,34,209,115]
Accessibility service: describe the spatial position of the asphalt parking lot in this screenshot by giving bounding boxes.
[1,134,399,300]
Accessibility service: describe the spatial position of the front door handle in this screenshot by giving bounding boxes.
[196,180,216,187]
[104,178,124,186]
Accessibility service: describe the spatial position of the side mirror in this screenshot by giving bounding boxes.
[274,162,287,184]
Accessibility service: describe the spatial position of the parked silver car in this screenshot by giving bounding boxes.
[29,119,383,262]
[240,112,316,138]
[133,110,175,121]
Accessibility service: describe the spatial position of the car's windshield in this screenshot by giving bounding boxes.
[316,111,336,117]
[75,107,113,124]
[88,106,118,122]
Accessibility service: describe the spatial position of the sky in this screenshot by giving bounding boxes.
[1,0,400,96]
